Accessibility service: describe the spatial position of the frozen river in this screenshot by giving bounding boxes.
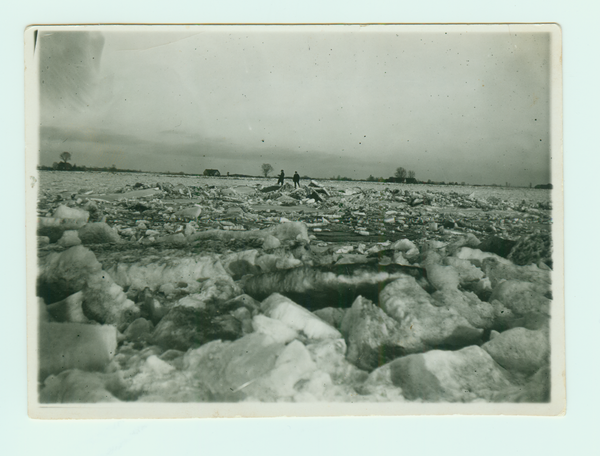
[37,170,552,205]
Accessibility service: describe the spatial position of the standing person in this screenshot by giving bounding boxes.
[293,171,300,188]
[277,169,285,186]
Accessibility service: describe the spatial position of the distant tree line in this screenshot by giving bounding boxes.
[38,151,203,175]
[38,154,545,188]
[38,162,149,173]
[38,163,151,173]
[329,175,355,181]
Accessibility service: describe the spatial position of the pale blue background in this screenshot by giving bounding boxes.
[3,1,599,455]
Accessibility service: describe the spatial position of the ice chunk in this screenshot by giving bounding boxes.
[379,276,484,354]
[447,233,481,252]
[176,294,207,309]
[275,257,303,270]
[57,230,82,248]
[183,333,285,400]
[242,340,317,399]
[454,247,511,267]
[425,263,460,290]
[489,280,551,329]
[124,318,154,345]
[508,232,552,268]
[221,294,261,313]
[390,239,417,252]
[38,236,50,247]
[221,250,259,279]
[267,221,310,243]
[39,322,117,381]
[263,234,281,250]
[152,306,242,351]
[306,339,368,386]
[232,186,257,195]
[431,289,496,329]
[335,254,369,265]
[78,222,122,244]
[481,258,551,289]
[184,223,196,236]
[52,205,89,222]
[443,257,485,284]
[145,355,176,375]
[393,251,410,265]
[490,280,550,315]
[340,296,405,371]
[37,245,103,303]
[108,346,206,402]
[39,370,120,403]
[37,217,87,243]
[482,327,550,375]
[293,369,372,402]
[45,291,89,323]
[156,233,187,246]
[422,251,496,329]
[490,365,550,402]
[38,297,50,323]
[260,293,342,340]
[358,364,407,401]
[186,222,309,245]
[340,296,405,370]
[82,273,140,331]
[106,255,227,292]
[313,307,346,329]
[276,195,297,205]
[175,205,202,221]
[255,254,282,273]
[138,288,168,324]
[293,370,336,401]
[367,346,512,402]
[195,275,242,304]
[251,315,298,344]
[37,246,137,330]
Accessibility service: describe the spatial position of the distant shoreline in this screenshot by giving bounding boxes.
[36,169,550,190]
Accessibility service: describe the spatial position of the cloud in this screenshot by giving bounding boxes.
[37,29,552,186]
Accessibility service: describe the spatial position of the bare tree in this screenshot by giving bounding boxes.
[60,151,72,164]
[395,167,407,180]
[261,163,274,178]
[408,170,416,179]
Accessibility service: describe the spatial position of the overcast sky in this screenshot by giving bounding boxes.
[37,26,551,186]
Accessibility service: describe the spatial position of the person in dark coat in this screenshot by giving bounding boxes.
[293,171,300,188]
[277,170,285,186]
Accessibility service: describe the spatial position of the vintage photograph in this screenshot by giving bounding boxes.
[25,24,564,418]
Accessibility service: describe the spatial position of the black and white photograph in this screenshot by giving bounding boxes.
[25,24,564,418]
